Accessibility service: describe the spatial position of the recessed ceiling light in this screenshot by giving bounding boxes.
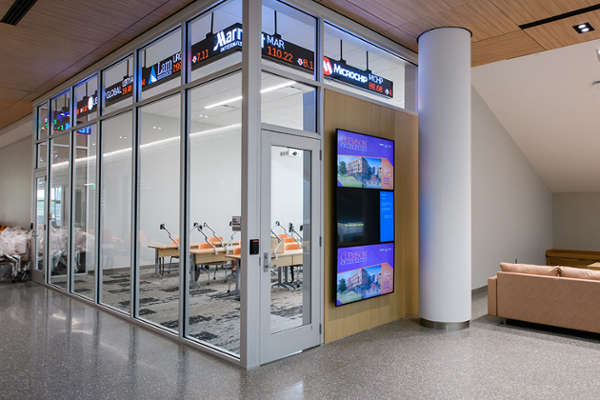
[574,22,594,34]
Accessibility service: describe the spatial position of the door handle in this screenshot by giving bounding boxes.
[263,252,270,272]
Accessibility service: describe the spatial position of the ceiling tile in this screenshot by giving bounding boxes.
[381,26,418,52]
[472,30,544,66]
[319,0,394,31]
[399,0,520,42]
[489,0,600,26]
[0,100,32,132]
[524,9,600,50]
[347,0,473,26]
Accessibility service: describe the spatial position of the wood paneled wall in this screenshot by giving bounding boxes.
[323,89,419,343]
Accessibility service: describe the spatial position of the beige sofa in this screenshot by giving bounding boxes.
[488,262,600,334]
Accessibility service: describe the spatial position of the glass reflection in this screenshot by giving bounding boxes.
[137,94,181,331]
[48,134,70,289]
[186,72,241,355]
[261,72,316,132]
[189,0,242,81]
[100,113,133,313]
[72,124,97,300]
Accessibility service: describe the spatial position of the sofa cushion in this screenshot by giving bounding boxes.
[560,266,600,281]
[499,262,559,276]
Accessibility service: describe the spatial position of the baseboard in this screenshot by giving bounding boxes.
[472,285,487,295]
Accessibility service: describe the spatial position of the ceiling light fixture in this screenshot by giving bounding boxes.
[573,22,594,34]
[204,81,297,109]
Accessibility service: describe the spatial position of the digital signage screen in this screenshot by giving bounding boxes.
[337,188,393,246]
[336,243,394,306]
[337,129,394,190]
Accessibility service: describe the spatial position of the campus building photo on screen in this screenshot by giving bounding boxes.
[337,129,394,190]
[336,243,394,306]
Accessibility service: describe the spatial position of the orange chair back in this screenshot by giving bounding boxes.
[208,236,224,244]
[284,237,295,243]
[233,247,241,255]
[285,242,300,251]
[198,242,213,250]
[278,233,289,239]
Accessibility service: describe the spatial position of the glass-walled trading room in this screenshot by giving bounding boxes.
[31,0,416,368]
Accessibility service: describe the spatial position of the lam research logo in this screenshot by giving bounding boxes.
[323,57,333,76]
[149,66,158,84]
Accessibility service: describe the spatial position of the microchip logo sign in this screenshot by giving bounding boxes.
[323,57,333,76]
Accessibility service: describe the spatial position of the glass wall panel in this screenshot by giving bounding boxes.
[35,176,46,272]
[102,57,134,115]
[262,0,316,79]
[189,0,242,81]
[72,124,97,299]
[49,133,70,289]
[324,23,416,110]
[261,72,316,132]
[270,145,311,333]
[36,142,48,169]
[187,72,241,355]
[138,95,181,331]
[37,102,48,140]
[140,29,182,101]
[51,91,71,135]
[75,76,98,125]
[100,112,133,313]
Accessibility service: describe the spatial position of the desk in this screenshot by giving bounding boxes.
[147,243,239,279]
[226,249,304,292]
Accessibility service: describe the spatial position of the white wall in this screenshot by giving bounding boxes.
[471,86,553,289]
[553,192,600,251]
[0,116,33,228]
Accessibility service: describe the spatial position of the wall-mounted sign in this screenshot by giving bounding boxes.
[261,32,314,73]
[323,56,393,99]
[335,129,395,307]
[53,108,70,132]
[105,76,134,107]
[191,23,243,69]
[190,22,314,74]
[76,92,98,119]
[76,126,93,136]
[141,52,182,90]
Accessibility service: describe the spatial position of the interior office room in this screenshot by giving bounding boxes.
[3,0,600,397]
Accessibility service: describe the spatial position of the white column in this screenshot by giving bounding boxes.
[418,27,471,330]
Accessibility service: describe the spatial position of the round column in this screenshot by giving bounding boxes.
[418,27,471,330]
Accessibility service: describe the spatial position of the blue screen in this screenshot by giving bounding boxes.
[380,191,394,242]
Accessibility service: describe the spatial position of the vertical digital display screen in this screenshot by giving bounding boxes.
[335,129,395,307]
[337,129,394,190]
[380,191,394,243]
[336,243,394,306]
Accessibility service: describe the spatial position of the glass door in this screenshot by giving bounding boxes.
[32,172,47,284]
[260,130,321,364]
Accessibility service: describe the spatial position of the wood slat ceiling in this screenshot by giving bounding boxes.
[1,0,600,132]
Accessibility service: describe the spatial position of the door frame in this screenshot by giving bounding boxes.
[259,128,323,364]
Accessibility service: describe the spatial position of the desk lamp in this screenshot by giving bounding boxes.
[225,218,240,254]
[271,221,287,258]
[160,223,179,248]
[203,222,224,246]
[192,222,218,254]
[288,222,303,247]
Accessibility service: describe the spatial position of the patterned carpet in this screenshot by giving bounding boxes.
[51,264,304,355]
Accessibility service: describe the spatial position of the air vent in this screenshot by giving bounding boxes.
[1,0,38,26]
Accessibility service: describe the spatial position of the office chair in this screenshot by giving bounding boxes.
[285,242,303,288]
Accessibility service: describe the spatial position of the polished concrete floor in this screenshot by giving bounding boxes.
[2,282,600,399]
